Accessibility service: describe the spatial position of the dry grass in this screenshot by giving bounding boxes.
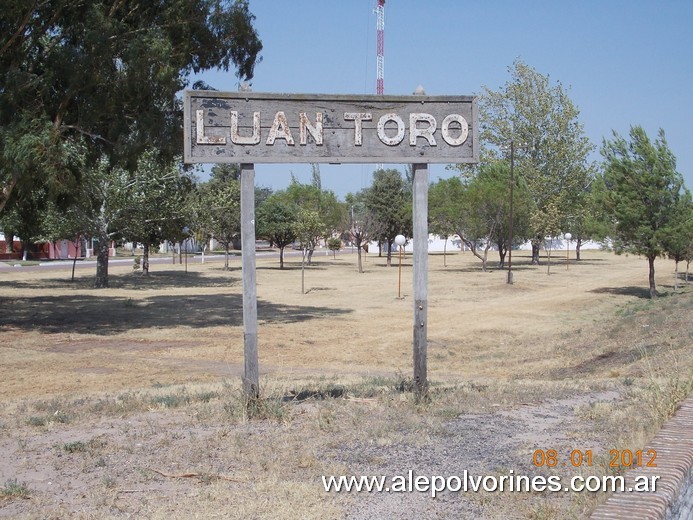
[0,249,691,519]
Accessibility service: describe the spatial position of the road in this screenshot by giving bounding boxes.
[0,248,356,273]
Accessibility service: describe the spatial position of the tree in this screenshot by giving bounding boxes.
[364,169,411,267]
[195,178,241,270]
[41,201,90,282]
[327,237,342,259]
[123,151,194,275]
[256,195,297,270]
[72,155,135,288]
[428,178,460,268]
[660,189,693,290]
[283,180,343,264]
[345,191,379,273]
[294,209,324,294]
[479,60,596,265]
[463,162,532,272]
[601,126,685,298]
[530,200,562,275]
[0,0,262,241]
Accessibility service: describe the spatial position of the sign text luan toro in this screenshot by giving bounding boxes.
[183,91,478,164]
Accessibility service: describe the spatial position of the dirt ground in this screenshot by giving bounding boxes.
[0,249,691,519]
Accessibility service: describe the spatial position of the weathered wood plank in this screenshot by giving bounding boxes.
[240,163,259,398]
[184,91,478,164]
[412,163,429,400]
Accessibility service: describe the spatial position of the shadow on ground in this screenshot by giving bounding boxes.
[0,291,352,335]
[590,285,652,299]
[0,271,240,290]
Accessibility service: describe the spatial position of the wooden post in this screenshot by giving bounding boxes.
[412,162,429,400]
[240,163,259,398]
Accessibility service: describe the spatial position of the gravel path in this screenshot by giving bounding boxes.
[336,391,620,519]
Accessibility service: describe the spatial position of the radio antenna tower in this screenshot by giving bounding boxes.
[376,0,385,95]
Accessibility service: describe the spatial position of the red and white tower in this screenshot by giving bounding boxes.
[375,0,385,95]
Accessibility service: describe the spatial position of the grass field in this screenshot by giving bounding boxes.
[0,249,691,519]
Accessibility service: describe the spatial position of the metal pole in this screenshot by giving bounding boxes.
[240,163,259,398]
[507,139,514,285]
[566,241,570,270]
[412,163,428,400]
[398,245,403,298]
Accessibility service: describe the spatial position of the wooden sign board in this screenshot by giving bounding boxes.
[184,91,478,164]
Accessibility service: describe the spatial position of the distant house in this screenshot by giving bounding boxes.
[369,235,603,254]
[0,233,114,260]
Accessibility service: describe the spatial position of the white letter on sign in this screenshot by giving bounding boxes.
[441,114,469,146]
[230,111,260,145]
[299,112,323,145]
[266,112,295,145]
[196,110,226,144]
[377,113,405,146]
[344,112,372,146]
[410,113,437,146]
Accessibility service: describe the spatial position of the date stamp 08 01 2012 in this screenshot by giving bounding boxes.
[532,449,657,469]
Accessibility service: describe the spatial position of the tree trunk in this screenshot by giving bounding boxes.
[94,236,110,288]
[497,241,506,269]
[224,245,230,270]
[443,237,448,267]
[531,239,541,265]
[307,247,314,265]
[357,246,363,273]
[71,256,78,282]
[575,238,582,261]
[674,260,679,291]
[71,238,79,282]
[386,238,392,267]
[648,255,657,299]
[301,248,306,294]
[279,245,285,269]
[142,243,150,275]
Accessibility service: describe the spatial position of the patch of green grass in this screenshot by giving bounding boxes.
[150,393,191,408]
[195,391,219,403]
[27,416,46,427]
[59,441,87,453]
[1,478,30,499]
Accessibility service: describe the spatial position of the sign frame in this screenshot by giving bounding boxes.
[183,91,478,165]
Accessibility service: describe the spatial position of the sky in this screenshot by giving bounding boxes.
[191,0,693,198]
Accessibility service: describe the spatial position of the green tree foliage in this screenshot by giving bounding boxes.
[294,209,323,293]
[466,162,532,272]
[123,151,194,275]
[428,176,465,267]
[194,167,241,271]
[0,0,262,234]
[63,150,193,287]
[256,195,297,270]
[479,60,596,264]
[364,169,411,267]
[529,200,562,275]
[327,237,342,259]
[345,190,379,273]
[69,155,136,287]
[601,126,685,298]
[660,189,693,290]
[283,180,343,264]
[429,166,531,272]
